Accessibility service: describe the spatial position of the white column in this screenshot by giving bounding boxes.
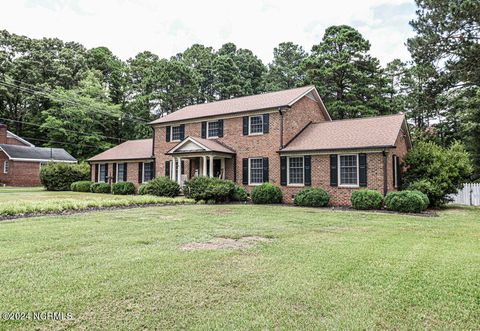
[209,155,214,178]
[202,156,207,176]
[221,158,226,179]
[171,157,176,182]
[177,157,182,183]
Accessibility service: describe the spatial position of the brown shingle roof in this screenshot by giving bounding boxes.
[167,136,235,154]
[281,114,407,152]
[150,85,330,124]
[87,139,153,162]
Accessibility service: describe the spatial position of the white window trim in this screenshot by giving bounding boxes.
[170,125,182,142]
[3,160,9,174]
[98,164,106,183]
[206,121,219,139]
[338,154,359,188]
[393,155,399,188]
[248,157,264,186]
[117,163,125,182]
[287,156,305,187]
[248,115,264,136]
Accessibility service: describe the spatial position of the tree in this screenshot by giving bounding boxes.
[302,25,389,119]
[264,42,307,90]
[212,55,242,99]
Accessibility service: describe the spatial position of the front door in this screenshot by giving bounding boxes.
[206,159,222,177]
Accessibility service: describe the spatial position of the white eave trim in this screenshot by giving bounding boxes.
[168,137,211,154]
[10,158,77,163]
[6,131,35,147]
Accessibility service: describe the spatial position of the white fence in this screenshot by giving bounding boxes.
[450,183,480,206]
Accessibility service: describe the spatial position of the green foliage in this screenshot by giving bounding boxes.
[404,140,472,206]
[111,182,135,195]
[90,183,111,194]
[293,188,330,207]
[40,162,90,191]
[251,183,282,204]
[231,185,248,202]
[183,176,236,203]
[350,189,383,210]
[137,177,180,197]
[265,42,307,91]
[70,181,93,192]
[384,190,429,213]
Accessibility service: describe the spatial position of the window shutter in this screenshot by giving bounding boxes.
[165,160,170,177]
[263,113,269,133]
[243,116,249,135]
[359,153,367,187]
[280,156,287,186]
[263,157,269,183]
[95,164,99,182]
[123,163,128,182]
[104,164,109,182]
[112,163,117,183]
[396,156,401,189]
[179,124,185,140]
[166,126,171,142]
[151,161,156,180]
[201,122,207,138]
[138,163,143,183]
[242,158,248,184]
[392,155,396,188]
[304,156,311,186]
[330,154,338,187]
[218,119,224,137]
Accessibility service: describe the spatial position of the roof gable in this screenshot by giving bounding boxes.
[6,130,34,147]
[167,137,235,155]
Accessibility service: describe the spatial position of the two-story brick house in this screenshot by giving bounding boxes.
[88,86,411,205]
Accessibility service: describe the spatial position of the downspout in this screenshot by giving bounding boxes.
[383,150,388,196]
[278,107,284,149]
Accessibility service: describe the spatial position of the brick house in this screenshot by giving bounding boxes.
[88,86,411,205]
[0,124,77,186]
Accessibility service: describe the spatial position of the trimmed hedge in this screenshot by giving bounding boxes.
[232,185,248,202]
[138,177,180,197]
[183,176,235,203]
[90,183,111,194]
[111,182,135,195]
[40,162,90,191]
[251,183,282,204]
[70,181,93,192]
[350,189,383,210]
[384,190,429,213]
[294,188,329,207]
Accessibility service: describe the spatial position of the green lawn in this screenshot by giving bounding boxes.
[0,204,479,329]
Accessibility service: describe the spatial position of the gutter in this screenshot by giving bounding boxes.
[277,145,396,154]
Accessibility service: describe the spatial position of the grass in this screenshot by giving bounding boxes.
[0,204,478,329]
[0,187,193,216]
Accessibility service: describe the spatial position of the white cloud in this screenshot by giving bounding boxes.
[1,0,417,65]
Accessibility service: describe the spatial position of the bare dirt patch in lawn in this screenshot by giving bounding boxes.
[181,236,271,251]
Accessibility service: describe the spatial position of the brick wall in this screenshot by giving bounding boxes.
[6,137,30,146]
[0,151,42,186]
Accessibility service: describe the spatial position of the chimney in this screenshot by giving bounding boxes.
[0,124,7,145]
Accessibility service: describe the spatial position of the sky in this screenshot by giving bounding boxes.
[0,0,417,65]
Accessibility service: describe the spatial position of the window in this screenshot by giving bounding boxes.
[3,160,9,174]
[339,154,358,186]
[117,163,125,182]
[249,158,263,185]
[171,126,182,141]
[207,121,219,138]
[249,115,263,134]
[288,157,304,185]
[143,162,153,182]
[99,164,106,182]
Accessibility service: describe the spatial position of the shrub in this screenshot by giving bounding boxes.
[90,183,111,194]
[111,182,135,195]
[183,176,235,203]
[40,162,90,191]
[70,181,93,192]
[350,189,383,210]
[251,183,282,204]
[384,190,428,213]
[231,185,248,202]
[138,177,180,197]
[294,188,329,207]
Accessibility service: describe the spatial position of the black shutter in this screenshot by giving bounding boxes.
[243,116,249,135]
[95,164,99,182]
[359,154,367,187]
[166,126,171,142]
[104,164,109,182]
[179,124,185,140]
[112,163,117,183]
[165,160,170,177]
[218,119,224,137]
[151,161,156,180]
[263,113,269,133]
[396,156,401,189]
[304,156,311,186]
[201,122,207,138]
[280,156,287,186]
[263,157,269,183]
[330,154,338,187]
[123,163,128,182]
[138,163,143,183]
[242,158,248,184]
[392,155,396,188]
